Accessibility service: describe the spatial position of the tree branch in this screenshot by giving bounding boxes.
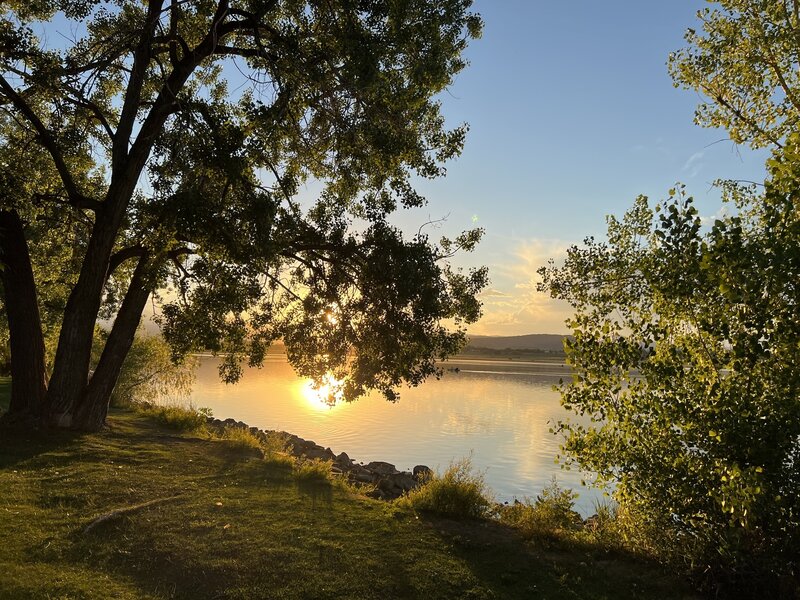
[0,75,99,211]
[113,0,166,172]
[107,245,147,278]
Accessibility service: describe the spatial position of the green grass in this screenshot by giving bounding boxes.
[398,456,493,519]
[498,477,583,541]
[0,409,700,599]
[136,403,208,432]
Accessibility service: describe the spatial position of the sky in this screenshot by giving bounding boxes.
[395,0,770,336]
[39,2,770,338]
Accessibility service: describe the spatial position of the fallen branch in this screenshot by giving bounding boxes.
[83,495,183,534]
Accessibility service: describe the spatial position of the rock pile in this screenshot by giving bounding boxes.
[206,417,431,500]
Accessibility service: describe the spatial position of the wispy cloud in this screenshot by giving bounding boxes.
[682,151,705,178]
[699,204,730,227]
[479,288,510,297]
[470,239,575,336]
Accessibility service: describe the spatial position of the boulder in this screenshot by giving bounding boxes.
[335,452,353,468]
[389,472,417,493]
[350,466,374,483]
[365,461,398,476]
[413,465,433,481]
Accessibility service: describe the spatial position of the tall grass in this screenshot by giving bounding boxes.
[137,403,208,432]
[220,425,263,452]
[293,459,333,483]
[397,456,492,519]
[498,477,582,539]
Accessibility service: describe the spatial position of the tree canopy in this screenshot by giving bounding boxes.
[669,0,800,149]
[0,0,486,430]
[541,1,800,595]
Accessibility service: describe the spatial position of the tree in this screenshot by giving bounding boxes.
[539,178,800,594]
[0,1,487,431]
[538,2,800,594]
[669,0,800,149]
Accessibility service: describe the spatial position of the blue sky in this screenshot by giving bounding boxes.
[398,0,770,335]
[41,2,769,336]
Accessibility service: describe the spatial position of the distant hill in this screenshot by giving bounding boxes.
[466,334,568,352]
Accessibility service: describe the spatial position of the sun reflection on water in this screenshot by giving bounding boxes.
[300,373,345,411]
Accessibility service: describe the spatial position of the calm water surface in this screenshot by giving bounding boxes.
[189,355,605,512]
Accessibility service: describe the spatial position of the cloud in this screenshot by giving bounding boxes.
[699,204,730,227]
[470,239,575,336]
[682,151,705,178]
[479,288,510,297]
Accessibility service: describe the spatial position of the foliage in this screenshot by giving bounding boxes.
[293,458,334,483]
[398,456,492,519]
[539,171,800,594]
[498,478,581,540]
[93,328,196,408]
[220,425,264,453]
[137,403,208,433]
[256,430,295,468]
[0,0,487,429]
[669,0,800,149]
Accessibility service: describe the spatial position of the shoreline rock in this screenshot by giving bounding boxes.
[205,416,430,500]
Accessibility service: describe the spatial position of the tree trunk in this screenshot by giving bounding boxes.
[44,215,120,426]
[72,255,152,430]
[0,209,47,420]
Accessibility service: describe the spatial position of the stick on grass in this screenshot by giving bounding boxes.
[83,495,183,534]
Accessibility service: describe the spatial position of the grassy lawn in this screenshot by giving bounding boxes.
[0,409,698,599]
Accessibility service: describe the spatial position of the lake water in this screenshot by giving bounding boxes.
[188,355,605,513]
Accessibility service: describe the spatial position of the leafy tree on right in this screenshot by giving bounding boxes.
[540,2,800,596]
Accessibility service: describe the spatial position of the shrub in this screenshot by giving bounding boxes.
[499,478,581,539]
[92,328,197,409]
[294,459,333,483]
[220,425,263,452]
[260,432,295,468]
[138,403,207,432]
[398,456,492,519]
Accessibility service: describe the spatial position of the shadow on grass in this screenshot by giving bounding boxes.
[295,478,334,510]
[420,514,696,600]
[0,425,95,469]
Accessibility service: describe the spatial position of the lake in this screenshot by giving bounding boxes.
[188,355,606,513]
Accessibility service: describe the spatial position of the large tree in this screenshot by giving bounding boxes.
[0,0,487,431]
[539,181,800,595]
[539,1,800,595]
[669,0,800,149]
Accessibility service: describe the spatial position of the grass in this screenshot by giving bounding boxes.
[498,477,583,541]
[0,407,701,599]
[136,403,208,432]
[219,424,264,453]
[398,456,493,519]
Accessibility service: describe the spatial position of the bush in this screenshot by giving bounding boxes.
[499,478,581,539]
[539,185,800,595]
[92,328,196,408]
[220,425,263,452]
[398,456,492,519]
[260,432,295,468]
[293,459,333,483]
[138,403,207,432]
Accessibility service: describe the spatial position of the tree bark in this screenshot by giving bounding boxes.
[44,214,121,426]
[40,4,223,426]
[0,209,47,420]
[72,254,153,430]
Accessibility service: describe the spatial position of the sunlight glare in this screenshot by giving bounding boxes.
[301,373,345,410]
